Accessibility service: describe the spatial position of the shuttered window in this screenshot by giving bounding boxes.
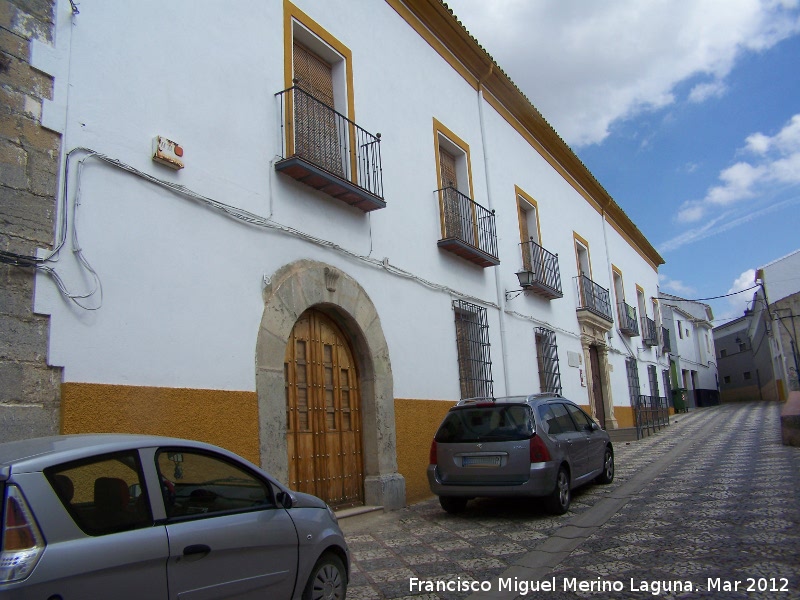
[453,300,493,399]
[292,41,344,176]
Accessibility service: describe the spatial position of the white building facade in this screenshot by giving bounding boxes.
[21,0,666,506]
[660,294,719,408]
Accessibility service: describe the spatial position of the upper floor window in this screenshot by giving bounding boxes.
[275,2,385,210]
[453,300,493,399]
[435,120,498,267]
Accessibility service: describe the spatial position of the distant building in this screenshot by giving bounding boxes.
[713,249,800,403]
[714,315,760,403]
[660,294,719,408]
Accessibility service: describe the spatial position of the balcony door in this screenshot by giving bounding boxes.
[293,41,344,177]
[439,146,476,246]
[284,309,363,508]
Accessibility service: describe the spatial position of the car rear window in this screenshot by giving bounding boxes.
[435,405,534,443]
[44,450,152,537]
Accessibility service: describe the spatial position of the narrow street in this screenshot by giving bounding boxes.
[341,402,800,599]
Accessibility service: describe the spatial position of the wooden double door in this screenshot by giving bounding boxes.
[284,309,364,508]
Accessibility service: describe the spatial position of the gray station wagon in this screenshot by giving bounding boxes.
[0,434,349,600]
[428,394,614,514]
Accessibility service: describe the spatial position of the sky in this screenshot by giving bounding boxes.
[447,0,800,325]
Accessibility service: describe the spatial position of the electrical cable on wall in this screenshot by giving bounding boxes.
[18,147,508,314]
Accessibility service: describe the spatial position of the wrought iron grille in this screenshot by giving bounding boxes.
[453,300,494,399]
[521,239,563,296]
[439,186,498,260]
[276,85,384,199]
[662,369,673,407]
[648,365,660,397]
[574,274,613,322]
[617,301,639,335]
[635,394,670,439]
[641,316,658,346]
[661,326,671,353]
[535,327,562,395]
[625,357,641,407]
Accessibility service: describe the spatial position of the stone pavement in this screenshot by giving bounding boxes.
[340,402,800,599]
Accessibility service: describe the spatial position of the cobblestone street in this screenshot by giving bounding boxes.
[341,402,800,599]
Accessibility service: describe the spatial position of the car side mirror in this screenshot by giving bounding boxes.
[587,422,600,432]
[276,491,293,509]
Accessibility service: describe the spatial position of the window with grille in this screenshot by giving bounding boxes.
[626,358,641,406]
[648,364,659,398]
[453,300,493,399]
[662,369,672,405]
[535,327,562,394]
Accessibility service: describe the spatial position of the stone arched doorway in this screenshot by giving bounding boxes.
[256,260,405,509]
[285,308,364,508]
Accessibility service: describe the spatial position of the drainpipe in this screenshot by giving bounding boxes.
[477,67,511,397]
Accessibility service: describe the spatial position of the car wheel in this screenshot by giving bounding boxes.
[302,552,347,600]
[439,496,467,514]
[596,448,614,484]
[546,467,570,515]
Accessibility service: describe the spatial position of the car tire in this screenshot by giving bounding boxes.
[546,467,570,515]
[439,496,467,514]
[596,448,614,484]
[302,552,347,600]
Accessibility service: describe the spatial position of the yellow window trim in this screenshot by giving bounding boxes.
[433,118,476,240]
[283,0,357,181]
[573,232,592,281]
[515,186,542,247]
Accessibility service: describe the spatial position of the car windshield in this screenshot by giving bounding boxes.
[435,404,534,443]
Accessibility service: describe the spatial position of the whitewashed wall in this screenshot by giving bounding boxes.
[35,0,664,411]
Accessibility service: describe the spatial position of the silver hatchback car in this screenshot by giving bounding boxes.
[428,394,614,515]
[0,434,349,599]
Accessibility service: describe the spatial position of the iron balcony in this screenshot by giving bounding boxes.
[518,239,563,299]
[642,316,658,347]
[437,186,499,268]
[617,300,639,336]
[661,326,672,353]
[574,274,614,323]
[275,85,385,212]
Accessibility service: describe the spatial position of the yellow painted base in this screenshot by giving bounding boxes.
[394,398,454,504]
[61,383,260,465]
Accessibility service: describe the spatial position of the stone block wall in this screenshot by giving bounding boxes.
[0,0,62,441]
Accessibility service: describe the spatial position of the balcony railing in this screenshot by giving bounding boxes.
[275,85,385,212]
[437,186,499,268]
[642,316,658,346]
[661,326,671,353]
[519,239,562,299]
[574,274,613,322]
[617,301,639,336]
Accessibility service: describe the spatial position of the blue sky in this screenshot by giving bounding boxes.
[448,0,800,324]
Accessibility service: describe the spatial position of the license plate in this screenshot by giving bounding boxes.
[462,456,500,467]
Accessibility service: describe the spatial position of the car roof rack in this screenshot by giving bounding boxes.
[455,396,496,406]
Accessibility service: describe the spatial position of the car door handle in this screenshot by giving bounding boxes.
[183,544,211,557]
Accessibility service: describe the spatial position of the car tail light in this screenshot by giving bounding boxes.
[429,440,437,465]
[529,435,551,463]
[1,485,45,583]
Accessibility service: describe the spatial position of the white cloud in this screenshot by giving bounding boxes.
[658,274,696,296]
[725,269,758,318]
[688,80,728,103]
[728,269,757,294]
[676,113,800,223]
[447,0,800,147]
